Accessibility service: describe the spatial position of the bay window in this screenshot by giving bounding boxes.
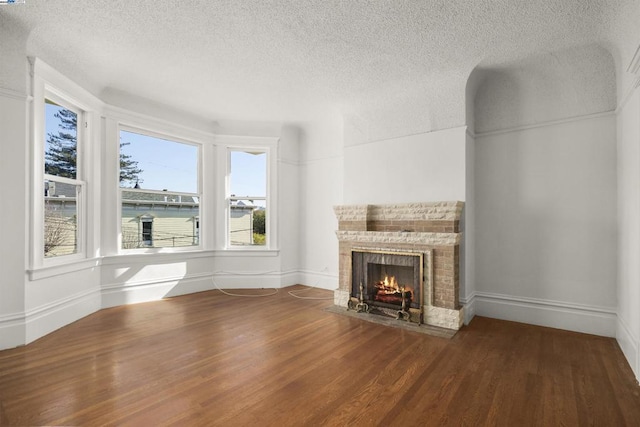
[119,129,201,250]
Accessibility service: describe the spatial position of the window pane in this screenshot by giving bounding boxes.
[44,181,78,257]
[230,151,266,198]
[119,130,197,193]
[121,190,200,249]
[229,150,267,247]
[45,100,77,179]
[229,198,266,246]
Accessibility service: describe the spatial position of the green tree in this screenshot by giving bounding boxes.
[119,141,143,187]
[253,209,266,235]
[45,108,78,178]
[45,106,143,184]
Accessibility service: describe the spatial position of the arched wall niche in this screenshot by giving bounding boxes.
[465,43,619,336]
[468,43,616,134]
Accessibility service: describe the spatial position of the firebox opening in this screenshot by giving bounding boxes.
[368,264,417,309]
[351,250,423,316]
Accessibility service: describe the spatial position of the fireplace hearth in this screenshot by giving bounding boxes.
[334,202,465,330]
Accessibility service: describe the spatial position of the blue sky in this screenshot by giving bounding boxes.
[120,130,198,193]
[229,151,266,198]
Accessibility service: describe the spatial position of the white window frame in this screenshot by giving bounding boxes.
[116,124,204,253]
[30,59,101,272]
[220,136,278,251]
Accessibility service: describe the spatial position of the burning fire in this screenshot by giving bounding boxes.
[377,275,401,294]
[373,275,413,307]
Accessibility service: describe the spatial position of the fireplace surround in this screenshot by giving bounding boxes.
[334,202,464,330]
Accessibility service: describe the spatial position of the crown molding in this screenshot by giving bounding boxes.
[0,86,30,101]
[475,110,615,139]
[627,43,640,75]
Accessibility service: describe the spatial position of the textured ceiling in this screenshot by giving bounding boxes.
[1,0,638,135]
[473,44,617,133]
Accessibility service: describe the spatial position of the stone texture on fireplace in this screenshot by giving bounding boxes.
[334,202,464,330]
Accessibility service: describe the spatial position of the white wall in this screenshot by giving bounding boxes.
[474,115,618,336]
[0,23,105,350]
[343,126,467,204]
[0,20,30,348]
[0,91,28,348]
[298,120,344,290]
[277,125,301,282]
[616,87,640,380]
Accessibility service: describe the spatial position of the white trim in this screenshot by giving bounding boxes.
[101,271,213,292]
[116,124,204,254]
[465,126,475,139]
[104,104,215,142]
[101,273,211,308]
[0,86,29,101]
[475,110,615,138]
[25,288,98,323]
[345,125,467,148]
[31,59,98,270]
[473,291,616,337]
[24,288,101,346]
[215,134,280,145]
[616,316,640,383]
[298,153,343,167]
[117,121,212,149]
[297,269,339,291]
[278,157,299,167]
[28,257,101,281]
[0,312,26,350]
[31,249,282,279]
[31,58,103,112]
[616,76,640,114]
[100,270,298,309]
[627,43,640,75]
[460,292,476,325]
[224,141,279,250]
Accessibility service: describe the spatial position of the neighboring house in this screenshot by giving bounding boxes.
[44,181,78,257]
[121,190,256,248]
[121,190,200,248]
[229,200,255,245]
[45,187,255,252]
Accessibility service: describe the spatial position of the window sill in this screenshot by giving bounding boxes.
[103,248,280,264]
[212,248,280,257]
[28,248,282,279]
[29,257,101,281]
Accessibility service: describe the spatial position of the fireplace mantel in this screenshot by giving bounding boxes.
[334,202,465,330]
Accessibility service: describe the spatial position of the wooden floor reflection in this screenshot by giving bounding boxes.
[1,285,639,426]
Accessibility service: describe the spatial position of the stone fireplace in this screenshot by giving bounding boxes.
[334,202,464,330]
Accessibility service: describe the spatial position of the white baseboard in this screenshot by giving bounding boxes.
[101,270,307,308]
[473,292,617,337]
[15,289,100,348]
[460,293,476,325]
[102,273,216,308]
[617,316,640,383]
[0,312,27,350]
[297,270,339,291]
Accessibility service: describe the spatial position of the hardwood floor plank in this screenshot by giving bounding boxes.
[0,286,638,426]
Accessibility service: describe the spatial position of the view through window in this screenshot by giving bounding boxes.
[44,99,82,258]
[119,130,200,249]
[229,150,267,246]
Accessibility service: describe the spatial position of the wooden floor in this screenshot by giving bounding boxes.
[1,285,639,426]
